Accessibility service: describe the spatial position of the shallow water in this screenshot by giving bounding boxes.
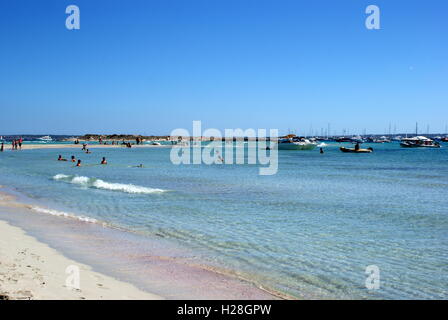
[0,142,447,299]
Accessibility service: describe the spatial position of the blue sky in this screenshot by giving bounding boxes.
[0,0,447,135]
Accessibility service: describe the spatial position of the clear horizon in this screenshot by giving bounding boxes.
[1,0,447,135]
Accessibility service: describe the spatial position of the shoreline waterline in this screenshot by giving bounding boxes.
[0,187,286,300]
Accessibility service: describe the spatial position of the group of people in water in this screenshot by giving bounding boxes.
[58,155,107,166]
[58,155,108,166]
[58,144,108,167]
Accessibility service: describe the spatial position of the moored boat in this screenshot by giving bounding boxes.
[340,147,373,153]
[335,137,353,143]
[400,136,440,148]
[276,135,317,150]
[366,136,390,143]
[37,135,53,142]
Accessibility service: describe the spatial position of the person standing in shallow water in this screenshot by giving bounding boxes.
[101,157,107,165]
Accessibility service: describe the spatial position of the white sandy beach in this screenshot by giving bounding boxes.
[0,186,162,300]
[0,218,163,300]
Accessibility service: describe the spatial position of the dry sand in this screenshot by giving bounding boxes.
[0,218,163,300]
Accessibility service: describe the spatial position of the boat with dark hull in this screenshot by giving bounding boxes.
[340,147,373,153]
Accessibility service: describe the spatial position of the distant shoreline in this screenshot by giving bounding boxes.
[3,144,171,150]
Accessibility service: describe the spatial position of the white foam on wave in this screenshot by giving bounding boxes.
[91,179,166,194]
[30,206,98,223]
[53,173,70,180]
[317,143,328,147]
[71,176,90,185]
[52,174,166,194]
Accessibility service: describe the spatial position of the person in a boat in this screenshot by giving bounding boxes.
[101,157,107,165]
[354,142,360,151]
[58,155,67,161]
[76,159,82,167]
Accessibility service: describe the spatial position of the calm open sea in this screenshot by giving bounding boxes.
[0,141,447,299]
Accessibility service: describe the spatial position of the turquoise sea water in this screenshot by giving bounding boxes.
[0,142,447,299]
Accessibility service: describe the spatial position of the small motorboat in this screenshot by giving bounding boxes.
[277,135,317,150]
[340,147,373,153]
[37,135,53,141]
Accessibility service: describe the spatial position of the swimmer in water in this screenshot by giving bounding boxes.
[320,148,324,154]
[76,159,82,167]
[58,155,67,161]
[101,157,107,165]
[71,155,76,162]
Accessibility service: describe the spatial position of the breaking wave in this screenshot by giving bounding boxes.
[53,174,166,194]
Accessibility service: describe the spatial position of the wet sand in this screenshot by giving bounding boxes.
[0,189,283,300]
[0,219,163,300]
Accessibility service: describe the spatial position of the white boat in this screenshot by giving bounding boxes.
[276,136,317,150]
[37,135,53,141]
[400,136,440,148]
